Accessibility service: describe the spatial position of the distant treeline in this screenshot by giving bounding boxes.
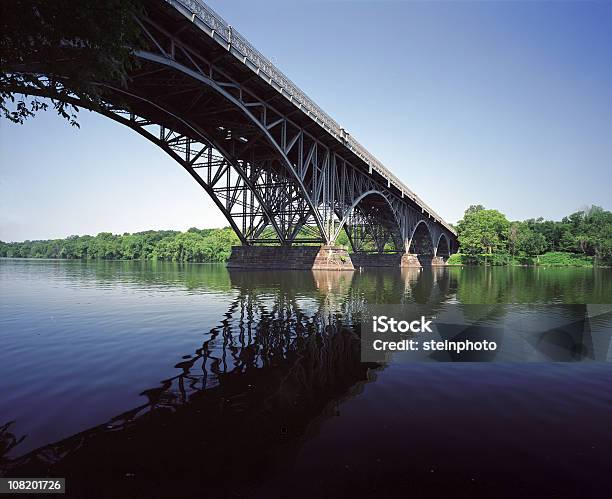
[450,205,612,266]
[1,205,611,266]
[0,228,240,263]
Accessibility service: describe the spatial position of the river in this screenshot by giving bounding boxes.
[1,259,611,497]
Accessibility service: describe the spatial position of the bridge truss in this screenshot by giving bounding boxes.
[5,0,457,256]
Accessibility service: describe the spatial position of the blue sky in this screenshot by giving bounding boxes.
[1,0,611,241]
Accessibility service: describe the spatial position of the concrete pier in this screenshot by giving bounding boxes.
[227,247,448,270]
[351,253,448,268]
[227,245,354,271]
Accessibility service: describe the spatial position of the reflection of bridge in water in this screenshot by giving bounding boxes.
[2,266,608,497]
[0,267,457,496]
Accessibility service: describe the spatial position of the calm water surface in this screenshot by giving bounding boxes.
[1,259,611,498]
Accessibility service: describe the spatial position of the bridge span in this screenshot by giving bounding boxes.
[8,0,458,269]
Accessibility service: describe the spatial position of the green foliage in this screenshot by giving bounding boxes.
[0,228,239,263]
[451,207,609,267]
[464,204,485,216]
[519,231,547,257]
[456,208,510,255]
[535,252,593,267]
[455,204,612,267]
[507,222,546,257]
[450,253,514,266]
[446,253,463,265]
[336,229,350,248]
[447,252,592,267]
[1,0,143,125]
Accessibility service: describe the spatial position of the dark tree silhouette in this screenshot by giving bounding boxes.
[0,0,143,126]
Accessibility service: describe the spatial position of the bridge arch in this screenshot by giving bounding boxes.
[435,233,450,258]
[16,82,295,246]
[407,220,435,255]
[333,190,400,238]
[132,50,329,244]
[11,49,331,246]
[334,190,404,253]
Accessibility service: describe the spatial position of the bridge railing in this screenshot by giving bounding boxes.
[168,0,456,236]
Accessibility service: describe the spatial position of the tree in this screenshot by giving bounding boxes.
[457,207,510,255]
[507,222,522,256]
[464,205,485,216]
[1,0,143,126]
[508,222,547,257]
[519,231,547,257]
[594,225,612,263]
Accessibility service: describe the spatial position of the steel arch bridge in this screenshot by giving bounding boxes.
[5,0,457,258]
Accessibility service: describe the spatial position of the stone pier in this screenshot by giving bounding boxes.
[431,256,448,266]
[227,245,354,271]
[351,253,448,268]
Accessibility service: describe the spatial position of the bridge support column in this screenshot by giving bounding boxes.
[350,253,448,268]
[401,253,425,267]
[431,256,448,266]
[402,253,449,267]
[227,245,354,271]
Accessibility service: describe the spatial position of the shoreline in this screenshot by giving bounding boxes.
[2,256,609,269]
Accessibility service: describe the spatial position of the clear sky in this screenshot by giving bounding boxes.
[1,0,611,242]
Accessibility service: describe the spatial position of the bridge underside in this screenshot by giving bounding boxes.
[6,0,457,269]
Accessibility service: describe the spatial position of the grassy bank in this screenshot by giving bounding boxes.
[447,251,596,267]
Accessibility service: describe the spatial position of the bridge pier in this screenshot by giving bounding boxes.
[431,255,448,266]
[227,245,354,271]
[350,253,448,268]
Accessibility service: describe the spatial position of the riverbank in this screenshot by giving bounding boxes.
[1,250,606,268]
[0,228,240,263]
[446,251,603,267]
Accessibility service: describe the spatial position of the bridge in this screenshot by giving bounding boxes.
[6,0,458,269]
